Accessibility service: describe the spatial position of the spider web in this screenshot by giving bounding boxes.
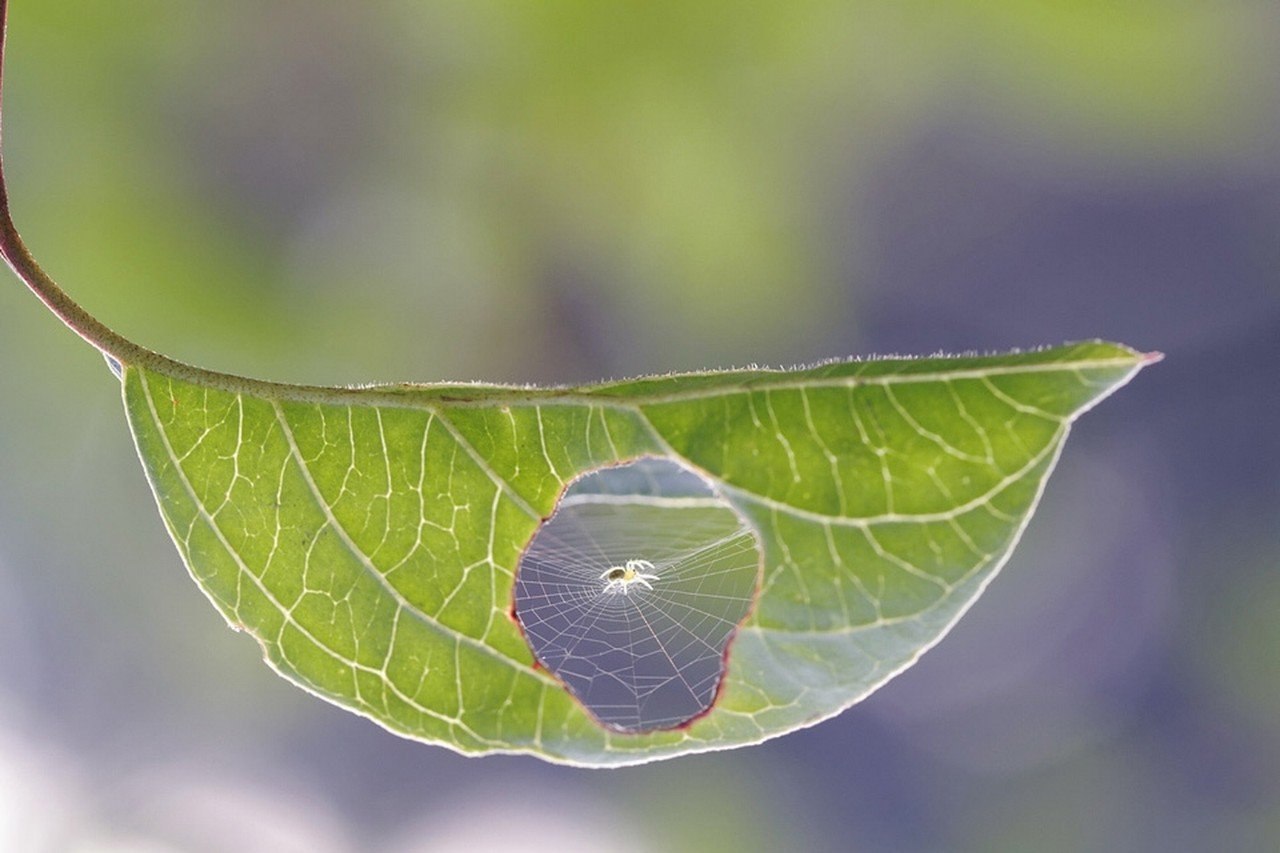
[514,458,760,732]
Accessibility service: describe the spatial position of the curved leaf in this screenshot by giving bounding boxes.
[121,340,1153,766]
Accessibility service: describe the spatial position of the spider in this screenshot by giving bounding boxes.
[599,559,660,595]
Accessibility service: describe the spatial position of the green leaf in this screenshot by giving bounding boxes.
[118,340,1152,767]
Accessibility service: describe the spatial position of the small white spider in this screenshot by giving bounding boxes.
[599,559,659,595]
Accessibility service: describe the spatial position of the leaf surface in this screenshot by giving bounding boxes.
[121,340,1151,766]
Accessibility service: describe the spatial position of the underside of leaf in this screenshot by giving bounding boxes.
[119,341,1153,767]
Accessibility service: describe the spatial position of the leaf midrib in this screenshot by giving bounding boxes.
[130,353,1143,411]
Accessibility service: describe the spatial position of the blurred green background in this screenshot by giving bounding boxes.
[1,1,1277,850]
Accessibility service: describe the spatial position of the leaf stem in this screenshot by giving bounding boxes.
[0,0,449,403]
[0,0,146,363]
[0,0,334,398]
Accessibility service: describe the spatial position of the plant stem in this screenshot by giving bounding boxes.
[0,0,327,399]
[0,0,446,404]
[0,0,153,364]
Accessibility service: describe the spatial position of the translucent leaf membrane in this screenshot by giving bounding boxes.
[114,341,1154,765]
[514,459,760,732]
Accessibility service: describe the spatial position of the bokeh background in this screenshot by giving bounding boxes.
[1,1,1277,850]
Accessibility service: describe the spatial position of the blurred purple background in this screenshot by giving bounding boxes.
[1,2,1277,850]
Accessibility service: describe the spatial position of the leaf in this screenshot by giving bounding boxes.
[0,0,1156,769]
[117,341,1153,766]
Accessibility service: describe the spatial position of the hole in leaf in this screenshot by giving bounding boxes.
[514,457,761,733]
